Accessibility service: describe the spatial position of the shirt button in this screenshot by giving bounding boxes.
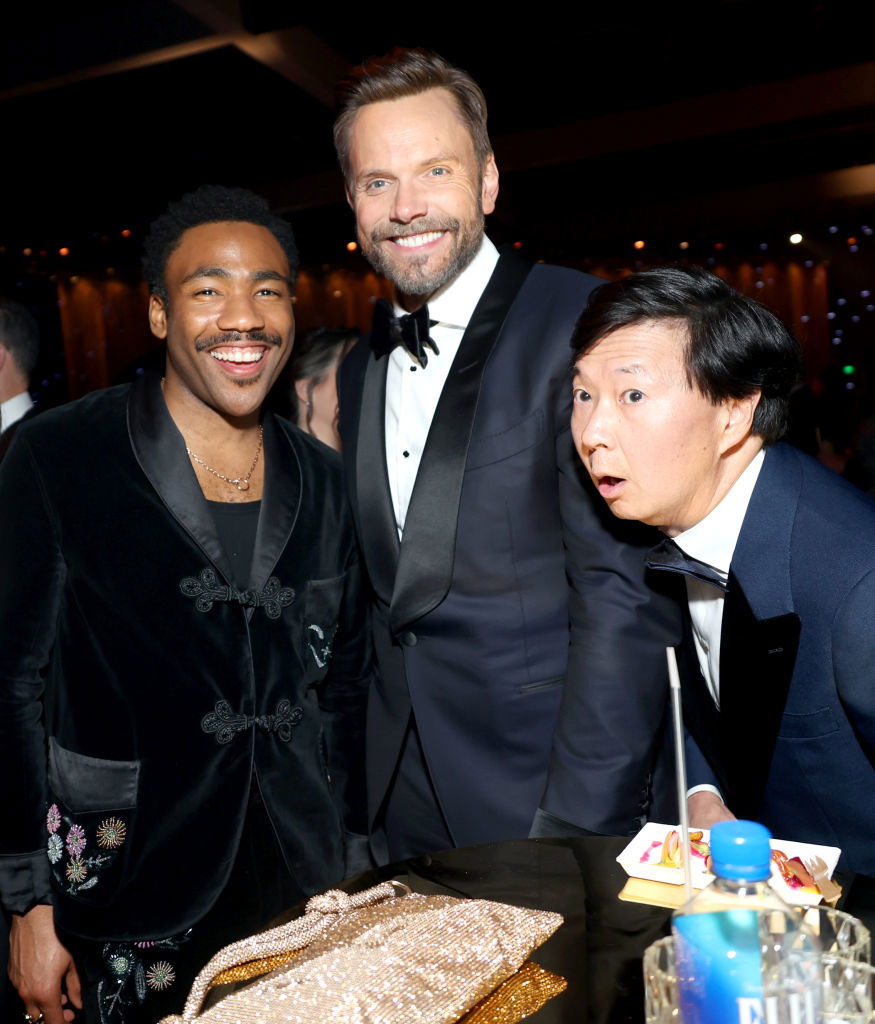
[402,450,409,458]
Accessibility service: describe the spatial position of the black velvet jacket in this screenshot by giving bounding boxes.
[0,374,369,940]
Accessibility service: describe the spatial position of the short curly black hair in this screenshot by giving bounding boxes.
[142,185,299,302]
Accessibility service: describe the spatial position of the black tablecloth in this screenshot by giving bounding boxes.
[212,836,875,1023]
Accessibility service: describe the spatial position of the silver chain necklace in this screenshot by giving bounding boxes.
[186,425,263,492]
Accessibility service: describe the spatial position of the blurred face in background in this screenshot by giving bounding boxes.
[295,354,343,451]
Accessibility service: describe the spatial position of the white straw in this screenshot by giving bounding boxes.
[667,646,694,902]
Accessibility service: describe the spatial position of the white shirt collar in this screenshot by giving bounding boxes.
[0,391,33,434]
[392,236,499,331]
[673,448,765,577]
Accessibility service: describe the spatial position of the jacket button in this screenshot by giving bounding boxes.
[400,631,417,647]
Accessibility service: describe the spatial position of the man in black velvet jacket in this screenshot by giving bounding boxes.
[0,187,370,1024]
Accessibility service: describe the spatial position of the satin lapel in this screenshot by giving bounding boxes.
[719,575,800,817]
[673,584,730,794]
[249,414,301,593]
[390,251,534,634]
[126,373,234,583]
[355,344,399,605]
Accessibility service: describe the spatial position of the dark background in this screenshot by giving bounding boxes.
[3,2,875,455]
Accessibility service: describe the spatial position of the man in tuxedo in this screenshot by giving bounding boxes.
[0,186,369,1023]
[0,299,39,462]
[334,48,678,863]
[572,265,875,873]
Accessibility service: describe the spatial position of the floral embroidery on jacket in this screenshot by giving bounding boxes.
[47,804,61,834]
[96,931,191,1023]
[66,823,87,857]
[47,833,63,864]
[97,817,127,849]
[46,807,128,896]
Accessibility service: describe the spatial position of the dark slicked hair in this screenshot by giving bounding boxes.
[142,185,299,303]
[290,327,359,432]
[572,265,803,446]
[334,48,491,190]
[0,299,40,379]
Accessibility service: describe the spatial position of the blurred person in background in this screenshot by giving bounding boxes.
[0,299,39,463]
[290,327,358,451]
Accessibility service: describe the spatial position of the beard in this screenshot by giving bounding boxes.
[359,211,484,299]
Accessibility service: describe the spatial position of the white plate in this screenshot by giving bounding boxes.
[616,822,841,906]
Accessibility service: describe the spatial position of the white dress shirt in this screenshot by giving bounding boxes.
[673,449,764,801]
[384,237,500,537]
[673,447,765,708]
[0,391,33,434]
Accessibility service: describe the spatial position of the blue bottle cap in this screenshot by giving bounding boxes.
[710,820,772,880]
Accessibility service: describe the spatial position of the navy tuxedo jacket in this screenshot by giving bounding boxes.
[680,444,875,873]
[339,251,680,846]
[0,374,369,939]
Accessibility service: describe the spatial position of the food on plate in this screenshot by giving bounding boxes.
[650,832,827,896]
[656,829,712,872]
[770,850,819,893]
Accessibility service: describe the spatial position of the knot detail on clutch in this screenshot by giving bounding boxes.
[371,298,439,367]
[304,889,355,915]
[201,698,303,744]
[179,567,295,619]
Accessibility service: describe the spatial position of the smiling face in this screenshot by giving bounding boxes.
[573,320,760,536]
[346,88,499,308]
[149,221,294,424]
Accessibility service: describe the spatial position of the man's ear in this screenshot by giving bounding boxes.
[0,342,7,373]
[720,391,761,453]
[148,294,168,340]
[481,154,499,216]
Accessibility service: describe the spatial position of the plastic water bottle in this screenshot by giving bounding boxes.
[672,820,821,1024]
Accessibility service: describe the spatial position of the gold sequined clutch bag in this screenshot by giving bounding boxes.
[160,881,566,1023]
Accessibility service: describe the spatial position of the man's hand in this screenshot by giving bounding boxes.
[688,790,737,830]
[9,904,82,1024]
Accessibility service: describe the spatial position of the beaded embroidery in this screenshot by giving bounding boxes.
[46,807,128,896]
[179,567,294,619]
[97,817,127,849]
[47,833,63,863]
[96,931,190,1023]
[201,698,303,744]
[47,804,61,833]
[66,823,87,857]
[306,623,337,668]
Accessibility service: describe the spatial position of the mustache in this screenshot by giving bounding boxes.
[195,331,283,353]
[369,217,460,243]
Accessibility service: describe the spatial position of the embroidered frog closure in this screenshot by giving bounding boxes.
[179,567,294,619]
[201,698,303,744]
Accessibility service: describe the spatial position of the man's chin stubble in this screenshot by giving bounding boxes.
[363,221,484,297]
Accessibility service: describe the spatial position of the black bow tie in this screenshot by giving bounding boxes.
[645,537,729,592]
[371,298,439,367]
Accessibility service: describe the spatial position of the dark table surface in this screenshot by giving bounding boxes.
[331,836,875,1024]
[207,836,875,1023]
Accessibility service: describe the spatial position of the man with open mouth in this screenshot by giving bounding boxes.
[572,264,875,878]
